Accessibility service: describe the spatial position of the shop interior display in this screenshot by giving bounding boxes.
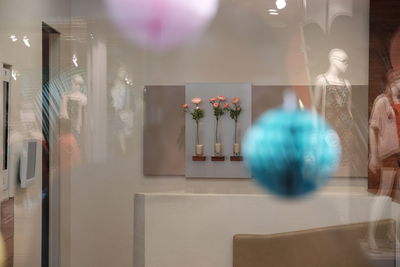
[143,85,368,178]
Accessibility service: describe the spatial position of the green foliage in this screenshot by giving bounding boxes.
[184,105,204,122]
[229,107,241,121]
[213,107,225,119]
[192,108,204,122]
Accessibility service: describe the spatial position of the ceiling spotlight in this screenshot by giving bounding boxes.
[276,0,287,9]
[268,9,277,12]
[22,36,30,47]
[10,35,18,42]
[72,54,78,67]
[269,12,279,15]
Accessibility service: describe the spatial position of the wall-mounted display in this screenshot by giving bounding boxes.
[143,85,366,178]
[185,83,251,178]
[144,85,283,177]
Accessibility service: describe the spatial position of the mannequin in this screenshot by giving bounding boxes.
[110,68,133,154]
[60,74,87,136]
[313,49,353,172]
[368,70,400,251]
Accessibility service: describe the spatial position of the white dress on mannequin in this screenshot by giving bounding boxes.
[60,75,88,135]
[110,68,134,153]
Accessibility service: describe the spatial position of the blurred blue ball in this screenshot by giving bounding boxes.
[243,109,341,198]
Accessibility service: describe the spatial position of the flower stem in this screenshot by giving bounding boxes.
[234,120,237,143]
[215,118,219,143]
[196,120,199,145]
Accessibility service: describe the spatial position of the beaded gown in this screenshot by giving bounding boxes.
[322,75,353,164]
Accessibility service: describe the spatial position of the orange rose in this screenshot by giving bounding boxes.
[232,97,240,104]
[217,95,226,102]
[209,97,217,102]
[192,98,202,104]
[213,102,219,108]
[223,103,229,109]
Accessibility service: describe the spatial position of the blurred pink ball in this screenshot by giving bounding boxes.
[104,0,219,50]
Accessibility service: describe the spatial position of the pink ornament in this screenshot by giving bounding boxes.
[104,0,219,50]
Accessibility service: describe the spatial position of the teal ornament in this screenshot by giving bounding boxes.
[243,108,340,198]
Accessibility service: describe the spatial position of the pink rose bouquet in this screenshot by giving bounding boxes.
[183,98,205,145]
[225,97,242,144]
[210,95,229,144]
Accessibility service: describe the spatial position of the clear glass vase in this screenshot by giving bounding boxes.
[214,119,222,156]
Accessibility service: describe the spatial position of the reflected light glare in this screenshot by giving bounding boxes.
[268,9,277,12]
[72,54,78,67]
[269,12,279,15]
[22,36,30,47]
[10,35,17,42]
[11,70,17,80]
[298,99,305,110]
[276,0,286,9]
